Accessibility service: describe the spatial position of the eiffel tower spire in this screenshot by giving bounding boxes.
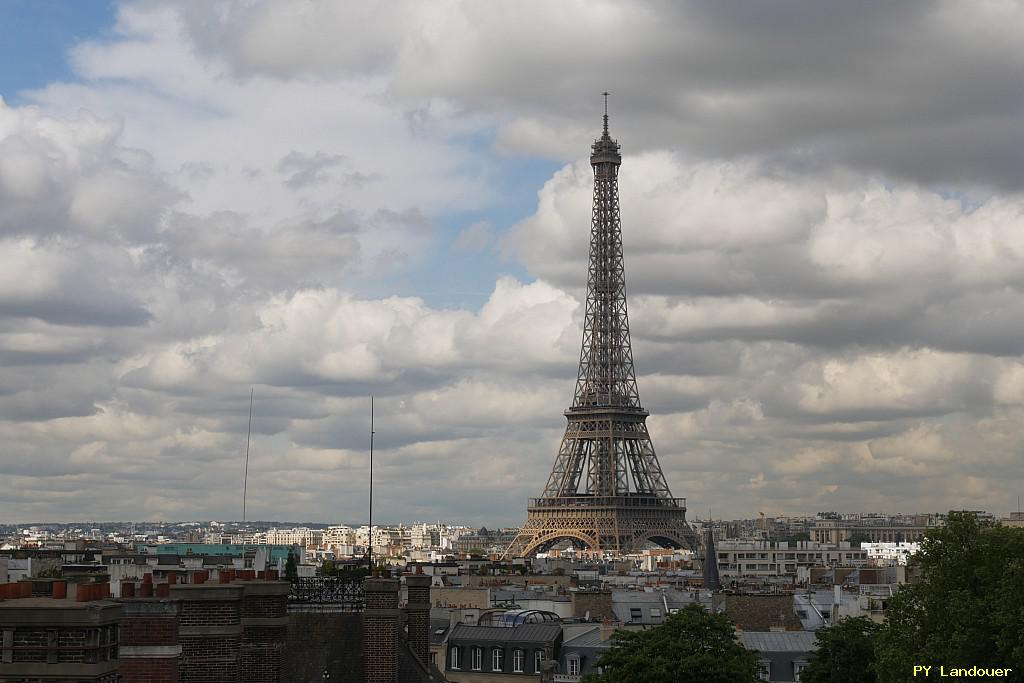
[505,98,696,558]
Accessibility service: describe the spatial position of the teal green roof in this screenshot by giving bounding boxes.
[135,543,295,563]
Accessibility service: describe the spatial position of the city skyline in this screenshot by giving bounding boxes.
[1,2,1023,524]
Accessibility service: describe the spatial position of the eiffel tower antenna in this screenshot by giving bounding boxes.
[504,97,696,558]
[367,395,375,570]
[602,91,610,136]
[242,387,253,523]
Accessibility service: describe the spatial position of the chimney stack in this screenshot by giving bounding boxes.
[404,574,432,665]
[363,577,400,683]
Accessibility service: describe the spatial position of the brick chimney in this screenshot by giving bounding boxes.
[119,597,181,683]
[404,572,432,665]
[363,576,400,683]
[170,583,244,683]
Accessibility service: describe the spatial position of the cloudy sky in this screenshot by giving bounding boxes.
[1,0,1022,525]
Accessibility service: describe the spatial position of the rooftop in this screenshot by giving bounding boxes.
[449,623,563,644]
[740,631,818,652]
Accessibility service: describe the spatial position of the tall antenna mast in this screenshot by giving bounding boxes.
[368,396,375,571]
[242,387,254,523]
[602,91,610,137]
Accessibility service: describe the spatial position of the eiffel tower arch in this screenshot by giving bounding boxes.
[504,97,698,558]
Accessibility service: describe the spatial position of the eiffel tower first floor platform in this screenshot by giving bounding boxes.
[503,494,699,558]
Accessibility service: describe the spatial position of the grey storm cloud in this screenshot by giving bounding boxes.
[0,1,1022,523]
[172,0,1024,189]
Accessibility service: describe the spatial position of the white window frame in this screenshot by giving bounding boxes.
[535,650,545,673]
[513,649,524,673]
[449,647,460,670]
[472,646,483,671]
[492,647,504,671]
[568,656,581,676]
[757,659,771,681]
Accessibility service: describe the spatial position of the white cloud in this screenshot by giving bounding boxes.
[2,1,1024,523]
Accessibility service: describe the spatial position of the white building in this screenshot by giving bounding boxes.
[861,542,920,566]
[716,540,868,579]
[265,527,323,547]
[323,526,357,546]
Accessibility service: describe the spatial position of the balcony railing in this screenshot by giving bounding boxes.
[288,577,364,609]
[529,496,686,510]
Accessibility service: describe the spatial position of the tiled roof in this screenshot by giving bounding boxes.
[449,623,562,644]
[740,631,818,652]
[562,627,611,649]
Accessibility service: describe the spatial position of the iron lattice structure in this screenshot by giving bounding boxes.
[505,101,697,558]
[288,577,365,609]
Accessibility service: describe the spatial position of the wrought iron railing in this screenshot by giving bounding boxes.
[288,577,364,609]
[529,495,686,509]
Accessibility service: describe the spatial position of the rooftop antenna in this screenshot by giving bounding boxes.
[367,396,375,571]
[242,387,254,523]
[602,91,610,137]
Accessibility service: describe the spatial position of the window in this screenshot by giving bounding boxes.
[513,649,524,673]
[492,648,504,671]
[568,656,581,676]
[535,650,544,673]
[449,647,460,670]
[795,660,808,681]
[757,660,771,681]
[472,647,483,671]
[429,652,436,665]
[629,608,642,622]
[650,608,661,619]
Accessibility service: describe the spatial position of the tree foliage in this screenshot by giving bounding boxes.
[873,512,1024,681]
[800,617,879,683]
[582,604,759,683]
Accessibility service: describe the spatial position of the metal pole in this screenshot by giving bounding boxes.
[243,387,254,523]
[368,396,374,571]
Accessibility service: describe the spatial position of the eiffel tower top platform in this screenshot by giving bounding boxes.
[504,96,697,558]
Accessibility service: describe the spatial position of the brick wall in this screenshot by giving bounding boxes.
[0,598,122,681]
[284,611,365,682]
[119,598,181,683]
[571,591,616,621]
[364,578,400,683]
[239,582,289,683]
[170,584,244,683]
[403,575,431,666]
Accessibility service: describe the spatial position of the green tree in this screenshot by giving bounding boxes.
[284,550,298,582]
[582,604,759,683]
[800,617,879,683]
[875,511,1024,682]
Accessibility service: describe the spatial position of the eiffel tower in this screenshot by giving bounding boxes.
[504,96,697,558]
